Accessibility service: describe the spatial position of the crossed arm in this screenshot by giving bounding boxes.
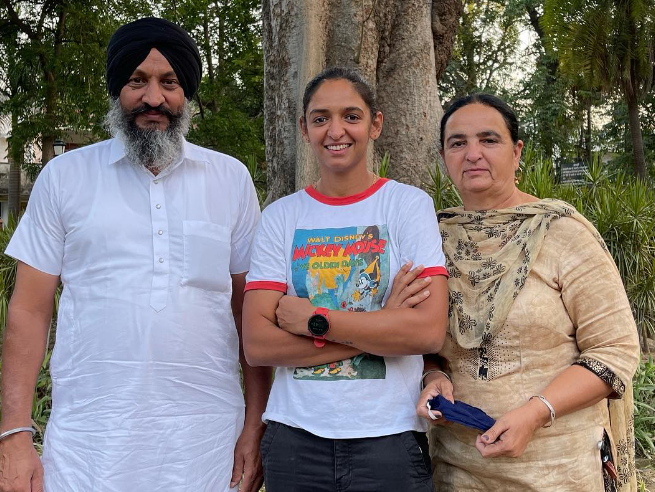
[242,263,449,367]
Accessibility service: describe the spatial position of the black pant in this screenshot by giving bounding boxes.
[261,421,435,492]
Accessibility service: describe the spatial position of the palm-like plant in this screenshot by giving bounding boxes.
[427,161,462,211]
[541,0,655,179]
[0,215,19,334]
[633,356,655,459]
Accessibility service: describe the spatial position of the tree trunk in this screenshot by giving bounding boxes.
[526,5,558,160]
[461,8,477,94]
[6,38,22,219]
[40,8,66,167]
[217,2,225,73]
[431,0,463,82]
[202,9,215,83]
[262,0,460,202]
[624,84,646,179]
[7,155,21,220]
[585,100,591,163]
[8,113,21,219]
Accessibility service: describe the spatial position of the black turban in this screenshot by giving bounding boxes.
[106,17,202,100]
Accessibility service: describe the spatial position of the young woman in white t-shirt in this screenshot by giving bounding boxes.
[243,67,449,491]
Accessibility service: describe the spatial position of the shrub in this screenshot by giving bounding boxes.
[634,356,655,459]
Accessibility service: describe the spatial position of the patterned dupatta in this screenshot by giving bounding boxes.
[438,198,636,492]
[437,199,599,349]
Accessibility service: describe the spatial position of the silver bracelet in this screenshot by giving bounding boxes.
[0,427,36,442]
[421,369,452,390]
[529,395,555,428]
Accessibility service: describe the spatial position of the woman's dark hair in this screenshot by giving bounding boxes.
[302,67,378,119]
[440,94,519,149]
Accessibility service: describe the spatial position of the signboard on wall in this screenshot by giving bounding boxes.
[560,161,588,185]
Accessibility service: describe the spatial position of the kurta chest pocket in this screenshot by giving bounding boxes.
[182,220,231,291]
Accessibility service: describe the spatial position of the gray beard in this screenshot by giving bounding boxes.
[104,98,191,174]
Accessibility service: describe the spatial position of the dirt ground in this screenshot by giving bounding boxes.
[637,458,655,491]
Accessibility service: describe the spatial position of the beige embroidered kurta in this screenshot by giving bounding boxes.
[430,216,640,491]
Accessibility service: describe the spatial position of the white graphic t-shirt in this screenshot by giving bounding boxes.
[246,178,447,438]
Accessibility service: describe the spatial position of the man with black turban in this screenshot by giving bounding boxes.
[0,17,270,492]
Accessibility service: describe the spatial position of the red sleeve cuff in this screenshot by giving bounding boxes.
[417,266,449,278]
[244,281,288,293]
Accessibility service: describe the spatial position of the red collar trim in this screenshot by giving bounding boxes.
[304,178,389,206]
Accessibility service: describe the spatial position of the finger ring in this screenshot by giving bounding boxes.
[426,401,440,421]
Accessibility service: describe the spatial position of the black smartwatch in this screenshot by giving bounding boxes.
[308,307,330,348]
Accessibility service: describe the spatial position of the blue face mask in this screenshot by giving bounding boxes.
[428,395,496,432]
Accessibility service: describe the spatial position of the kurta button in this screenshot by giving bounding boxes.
[158,230,163,235]
[153,179,159,184]
[597,441,603,449]
[155,204,161,209]
[159,258,164,263]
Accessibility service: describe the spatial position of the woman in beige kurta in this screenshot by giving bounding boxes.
[418,94,641,492]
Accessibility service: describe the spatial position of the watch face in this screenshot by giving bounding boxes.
[308,314,330,336]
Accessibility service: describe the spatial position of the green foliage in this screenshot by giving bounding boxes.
[377,151,391,179]
[0,1,128,162]
[599,95,655,180]
[245,154,267,205]
[0,216,19,328]
[30,351,53,453]
[441,0,655,178]
[542,0,655,97]
[0,0,265,181]
[439,0,522,101]
[542,0,655,177]
[634,356,655,458]
[515,64,598,162]
[427,163,462,211]
[517,144,558,198]
[164,0,265,166]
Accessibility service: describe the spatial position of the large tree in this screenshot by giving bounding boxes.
[542,0,655,179]
[262,0,462,202]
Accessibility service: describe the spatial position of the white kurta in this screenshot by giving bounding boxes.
[6,138,261,492]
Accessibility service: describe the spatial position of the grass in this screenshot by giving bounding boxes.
[634,356,655,459]
[0,214,18,336]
